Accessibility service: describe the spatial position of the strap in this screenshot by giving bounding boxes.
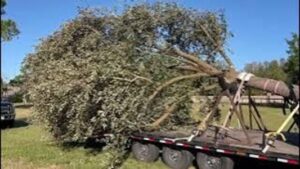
[263,79,270,91]
[234,73,248,104]
[237,72,254,82]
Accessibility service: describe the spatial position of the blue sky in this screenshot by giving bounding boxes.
[1,0,299,81]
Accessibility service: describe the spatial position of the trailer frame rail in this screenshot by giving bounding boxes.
[130,134,299,165]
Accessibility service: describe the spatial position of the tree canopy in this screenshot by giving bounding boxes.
[285,33,299,84]
[244,33,299,85]
[1,0,19,41]
[23,3,230,168]
[244,59,287,82]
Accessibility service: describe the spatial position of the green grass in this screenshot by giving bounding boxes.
[218,104,297,131]
[1,106,297,169]
[1,108,168,169]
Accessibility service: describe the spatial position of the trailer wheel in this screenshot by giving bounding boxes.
[196,152,234,169]
[220,157,234,169]
[162,147,194,169]
[131,142,160,162]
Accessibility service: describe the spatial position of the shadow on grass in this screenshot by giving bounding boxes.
[1,117,30,129]
[59,137,107,155]
[14,118,30,128]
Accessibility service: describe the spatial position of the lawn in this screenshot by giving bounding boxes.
[1,107,169,169]
[217,103,297,131]
[1,106,296,169]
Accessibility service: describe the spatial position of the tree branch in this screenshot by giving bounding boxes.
[129,73,153,83]
[198,24,234,67]
[172,47,222,75]
[112,74,153,83]
[147,73,208,105]
[148,103,178,129]
[175,65,200,72]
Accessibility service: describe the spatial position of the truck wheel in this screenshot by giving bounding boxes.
[8,120,15,127]
[196,152,234,169]
[162,147,194,169]
[132,142,160,162]
[1,121,8,128]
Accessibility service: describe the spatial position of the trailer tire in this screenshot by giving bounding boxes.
[220,156,234,169]
[197,152,234,169]
[131,142,160,162]
[162,147,194,169]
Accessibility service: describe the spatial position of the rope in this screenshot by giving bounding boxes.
[274,81,280,94]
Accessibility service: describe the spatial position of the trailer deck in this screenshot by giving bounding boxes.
[131,127,299,165]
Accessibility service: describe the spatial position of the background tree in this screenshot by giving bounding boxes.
[244,33,299,85]
[244,59,287,81]
[9,74,22,86]
[244,34,299,95]
[1,77,8,96]
[1,0,19,41]
[284,33,299,84]
[8,69,26,103]
[9,72,24,87]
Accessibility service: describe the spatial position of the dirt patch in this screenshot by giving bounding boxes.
[15,108,32,119]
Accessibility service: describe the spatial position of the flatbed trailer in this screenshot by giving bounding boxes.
[130,127,299,169]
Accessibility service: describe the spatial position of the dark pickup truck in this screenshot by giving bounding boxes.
[1,97,15,127]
